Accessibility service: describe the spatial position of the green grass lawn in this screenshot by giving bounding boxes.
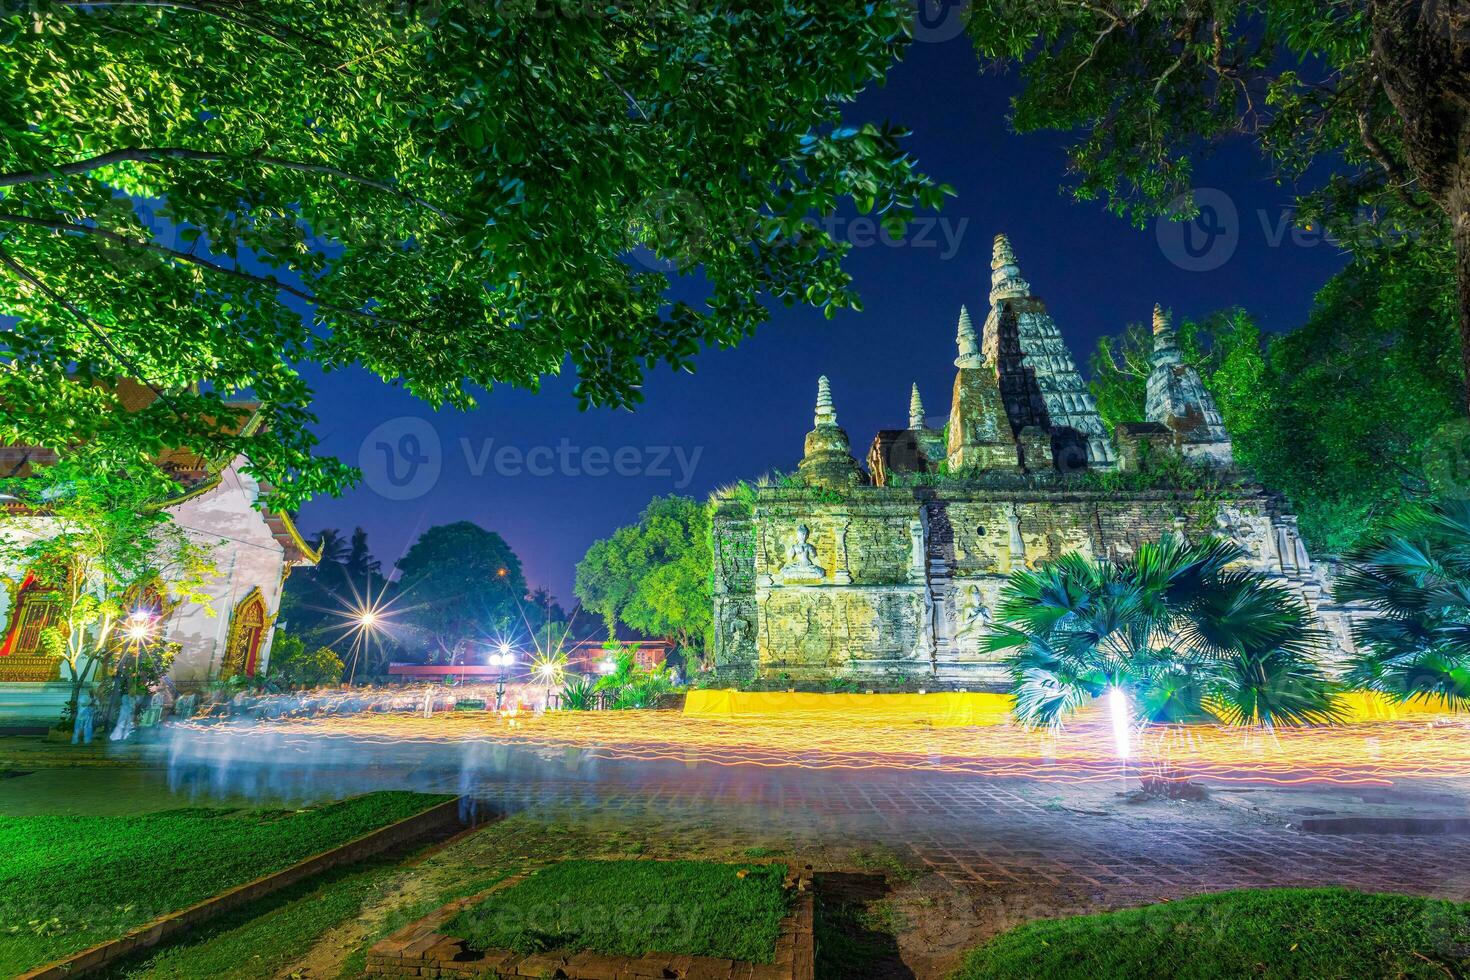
[950,887,1470,980]
[449,859,791,963]
[0,791,452,975]
[97,857,402,979]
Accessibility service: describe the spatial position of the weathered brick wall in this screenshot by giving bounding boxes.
[711,484,1357,686]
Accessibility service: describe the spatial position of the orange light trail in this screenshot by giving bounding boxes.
[176,706,1470,788]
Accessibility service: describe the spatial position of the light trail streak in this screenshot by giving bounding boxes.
[173,705,1470,788]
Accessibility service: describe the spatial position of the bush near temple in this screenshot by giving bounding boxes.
[988,535,1340,728]
[1336,499,1470,710]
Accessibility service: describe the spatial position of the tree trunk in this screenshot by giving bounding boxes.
[1456,182,1470,417]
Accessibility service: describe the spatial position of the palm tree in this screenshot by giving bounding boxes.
[344,527,382,581]
[1335,500,1470,710]
[313,528,349,570]
[987,535,1340,729]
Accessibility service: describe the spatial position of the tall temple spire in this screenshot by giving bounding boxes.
[979,230,1117,471]
[814,374,837,428]
[1144,302,1233,465]
[989,233,1031,305]
[797,375,864,489]
[954,305,983,368]
[1152,303,1180,361]
[908,383,925,430]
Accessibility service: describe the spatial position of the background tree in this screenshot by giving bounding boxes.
[988,536,1340,728]
[280,525,398,664]
[2,0,946,504]
[314,529,349,569]
[1336,499,1470,709]
[0,457,217,723]
[344,527,382,582]
[967,0,1470,413]
[574,495,712,666]
[1090,249,1464,552]
[395,521,527,660]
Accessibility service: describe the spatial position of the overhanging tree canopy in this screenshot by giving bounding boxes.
[1,0,946,505]
[966,0,1469,410]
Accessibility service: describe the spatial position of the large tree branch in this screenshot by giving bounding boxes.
[0,147,458,222]
[0,212,408,325]
[1354,73,1432,213]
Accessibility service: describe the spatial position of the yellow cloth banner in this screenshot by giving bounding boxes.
[682,689,1451,727]
[682,689,1015,727]
[1334,690,1458,722]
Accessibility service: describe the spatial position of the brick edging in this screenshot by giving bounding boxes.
[368,865,816,979]
[19,795,467,980]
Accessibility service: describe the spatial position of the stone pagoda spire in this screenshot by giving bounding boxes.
[954,305,983,368]
[1145,305,1233,465]
[908,383,926,430]
[980,232,1116,471]
[814,374,837,427]
[989,233,1032,305]
[796,375,865,489]
[946,305,1020,472]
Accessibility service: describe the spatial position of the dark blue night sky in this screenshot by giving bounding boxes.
[298,30,1347,606]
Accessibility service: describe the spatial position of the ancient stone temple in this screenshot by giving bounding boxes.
[710,234,1359,685]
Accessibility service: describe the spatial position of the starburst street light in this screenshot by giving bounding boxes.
[122,608,156,644]
[490,642,516,711]
[531,651,568,711]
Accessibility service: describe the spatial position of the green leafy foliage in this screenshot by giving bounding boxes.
[1,1,946,506]
[1335,499,1470,710]
[558,675,597,711]
[586,646,676,709]
[951,887,1470,980]
[448,860,790,963]
[574,496,711,661]
[0,793,452,974]
[1089,250,1465,553]
[965,2,1442,244]
[988,535,1339,728]
[266,630,345,687]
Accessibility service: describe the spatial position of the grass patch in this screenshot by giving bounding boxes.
[449,859,791,963]
[335,871,511,979]
[814,873,905,980]
[950,887,1470,980]
[97,857,401,979]
[0,791,452,974]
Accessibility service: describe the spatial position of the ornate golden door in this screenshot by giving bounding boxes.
[222,591,269,678]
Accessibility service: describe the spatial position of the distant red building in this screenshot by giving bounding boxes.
[564,639,670,674]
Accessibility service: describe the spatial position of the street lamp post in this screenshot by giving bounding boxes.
[493,642,514,711]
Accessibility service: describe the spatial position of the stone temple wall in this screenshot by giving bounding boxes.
[711,486,1360,687]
